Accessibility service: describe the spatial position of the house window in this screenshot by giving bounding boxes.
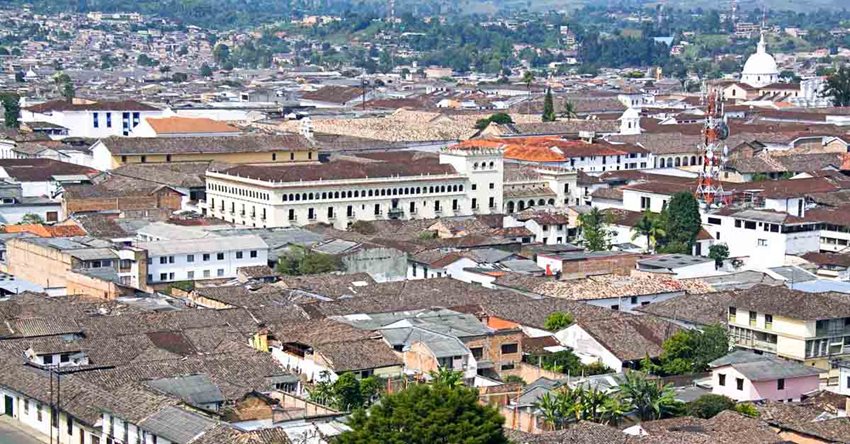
[452,199,458,211]
[106,112,112,128]
[736,378,744,390]
[217,269,224,277]
[765,314,773,329]
[44,355,54,365]
[500,343,518,354]
[203,270,210,278]
[489,183,495,189]
[166,154,172,162]
[36,403,42,422]
[749,311,757,326]
[93,112,99,128]
[288,209,295,221]
[60,354,69,363]
[640,196,650,209]
[203,253,210,261]
[611,305,619,311]
[757,239,767,247]
[187,254,194,262]
[470,347,484,360]
[489,197,495,208]
[160,257,168,264]
[777,378,785,390]
[187,271,194,279]
[160,273,167,281]
[728,307,736,323]
[250,250,257,258]
[718,374,726,386]
[236,251,243,259]
[140,155,147,163]
[217,253,224,260]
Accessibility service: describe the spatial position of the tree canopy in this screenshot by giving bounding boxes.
[657,192,701,254]
[336,378,508,444]
[657,325,729,375]
[579,207,613,251]
[0,92,20,129]
[824,65,850,107]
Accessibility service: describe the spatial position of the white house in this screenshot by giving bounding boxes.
[21,99,165,138]
[137,235,269,284]
[702,209,821,269]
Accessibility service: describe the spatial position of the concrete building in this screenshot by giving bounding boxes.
[137,235,269,284]
[727,285,850,384]
[709,350,821,402]
[21,99,165,138]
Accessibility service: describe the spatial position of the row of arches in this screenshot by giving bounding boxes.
[281,184,465,202]
[506,198,556,213]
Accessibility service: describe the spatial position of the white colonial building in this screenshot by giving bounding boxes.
[203,146,505,229]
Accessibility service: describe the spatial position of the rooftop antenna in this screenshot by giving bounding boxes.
[696,89,729,208]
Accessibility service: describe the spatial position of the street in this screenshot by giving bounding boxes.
[0,417,43,444]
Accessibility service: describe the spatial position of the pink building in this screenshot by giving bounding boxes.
[709,350,822,402]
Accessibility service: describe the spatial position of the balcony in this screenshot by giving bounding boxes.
[388,208,404,220]
[731,336,777,353]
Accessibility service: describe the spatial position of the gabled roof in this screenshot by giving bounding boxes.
[709,350,822,381]
[144,116,240,135]
[98,134,315,155]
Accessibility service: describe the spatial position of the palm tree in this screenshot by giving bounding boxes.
[522,70,535,114]
[615,371,678,421]
[562,100,577,120]
[631,211,666,253]
[428,367,464,388]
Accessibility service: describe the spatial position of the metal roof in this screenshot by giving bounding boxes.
[146,374,224,407]
[136,235,267,256]
[138,406,216,444]
[709,350,823,381]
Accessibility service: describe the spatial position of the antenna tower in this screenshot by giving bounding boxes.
[696,89,730,207]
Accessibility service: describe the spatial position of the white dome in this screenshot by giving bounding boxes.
[741,34,779,88]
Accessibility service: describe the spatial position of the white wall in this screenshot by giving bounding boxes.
[22,109,164,139]
[145,247,269,283]
[556,324,624,372]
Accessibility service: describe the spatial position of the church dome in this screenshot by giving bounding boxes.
[741,33,779,87]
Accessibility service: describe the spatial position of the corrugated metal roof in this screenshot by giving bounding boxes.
[146,374,224,407]
[138,406,216,444]
[136,235,268,256]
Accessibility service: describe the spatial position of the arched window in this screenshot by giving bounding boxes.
[322,192,327,199]
[538,199,545,206]
[283,194,288,202]
[354,190,359,198]
[473,162,479,170]
[295,194,300,201]
[308,193,314,200]
[518,201,526,210]
[368,190,373,197]
[691,156,697,166]
[548,199,555,205]
[334,191,340,199]
[507,201,515,213]
[429,186,434,193]
[489,161,495,168]
[416,187,421,194]
[666,158,674,168]
[674,158,681,167]
[459,185,464,191]
[682,157,689,166]
[528,200,535,207]
[440,186,446,193]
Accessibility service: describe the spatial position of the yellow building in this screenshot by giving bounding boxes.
[727,285,850,384]
[90,134,319,171]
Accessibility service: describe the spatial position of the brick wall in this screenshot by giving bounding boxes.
[64,188,183,215]
[562,254,640,278]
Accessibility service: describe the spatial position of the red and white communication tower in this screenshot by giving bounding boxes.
[696,89,730,207]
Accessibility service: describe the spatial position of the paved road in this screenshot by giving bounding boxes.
[0,418,44,444]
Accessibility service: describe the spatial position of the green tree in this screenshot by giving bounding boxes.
[213,43,231,64]
[578,207,613,251]
[708,243,729,269]
[631,211,666,253]
[503,375,526,386]
[474,112,514,130]
[277,247,341,276]
[429,368,464,388]
[53,72,74,102]
[544,311,574,331]
[659,325,729,375]
[733,403,760,418]
[20,213,44,224]
[542,87,556,122]
[522,70,534,113]
[687,394,735,419]
[824,65,850,107]
[658,192,701,254]
[615,371,680,421]
[535,385,625,429]
[171,72,189,82]
[561,100,577,120]
[336,383,508,444]
[0,93,21,129]
[332,372,365,411]
[199,63,214,77]
[307,372,382,411]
